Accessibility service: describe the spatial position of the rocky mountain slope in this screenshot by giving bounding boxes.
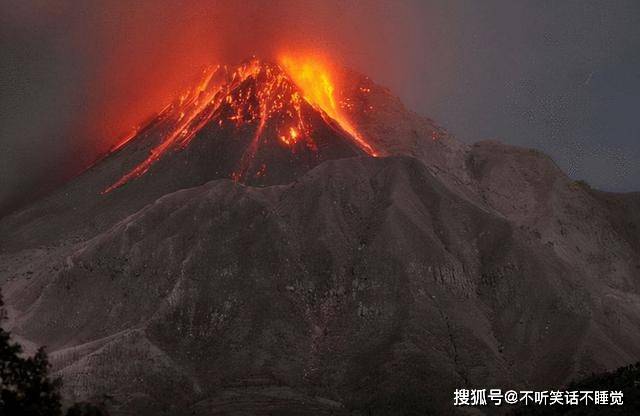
[0,59,639,415]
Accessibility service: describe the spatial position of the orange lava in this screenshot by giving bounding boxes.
[103,56,377,193]
[279,54,377,156]
[103,66,226,193]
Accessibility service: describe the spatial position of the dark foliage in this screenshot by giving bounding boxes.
[1,291,109,416]
[0,291,62,416]
[66,402,110,416]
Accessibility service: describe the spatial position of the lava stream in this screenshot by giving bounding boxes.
[102,57,377,193]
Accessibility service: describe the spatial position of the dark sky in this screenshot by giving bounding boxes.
[398,0,640,193]
[1,1,639,214]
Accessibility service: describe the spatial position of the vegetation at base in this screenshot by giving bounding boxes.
[66,402,111,416]
[0,290,108,416]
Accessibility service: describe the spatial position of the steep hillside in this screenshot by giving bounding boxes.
[1,59,639,415]
[2,156,639,414]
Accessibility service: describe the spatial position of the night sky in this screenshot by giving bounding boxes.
[1,0,639,215]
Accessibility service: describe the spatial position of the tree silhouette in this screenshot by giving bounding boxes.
[0,289,62,416]
[0,291,109,416]
[65,402,110,416]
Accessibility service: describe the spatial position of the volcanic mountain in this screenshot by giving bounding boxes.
[1,57,639,415]
[103,58,376,193]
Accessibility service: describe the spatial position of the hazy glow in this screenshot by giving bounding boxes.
[279,54,377,156]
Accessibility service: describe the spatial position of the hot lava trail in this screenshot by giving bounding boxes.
[103,57,377,193]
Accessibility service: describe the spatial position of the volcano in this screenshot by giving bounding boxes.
[101,58,376,195]
[1,56,640,415]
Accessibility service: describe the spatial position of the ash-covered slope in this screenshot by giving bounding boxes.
[1,58,640,415]
[0,58,462,255]
[5,155,640,415]
[0,59,374,251]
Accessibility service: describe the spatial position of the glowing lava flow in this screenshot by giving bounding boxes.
[227,60,317,181]
[279,55,378,156]
[103,57,377,193]
[103,66,224,193]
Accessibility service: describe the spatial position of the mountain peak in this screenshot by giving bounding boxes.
[0,55,453,249]
[103,57,379,193]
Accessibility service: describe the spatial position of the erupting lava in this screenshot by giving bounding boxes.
[103,56,377,193]
[279,55,377,156]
